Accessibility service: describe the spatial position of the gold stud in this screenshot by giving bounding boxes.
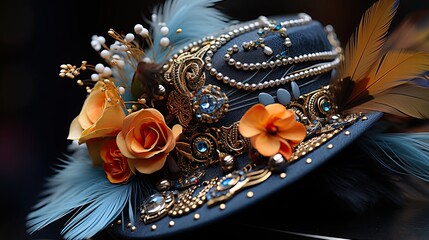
[280,172,287,179]
[131,226,136,232]
[327,144,334,149]
[362,116,368,121]
[194,213,200,220]
[169,220,175,227]
[151,225,157,231]
[247,191,254,198]
[305,158,312,164]
[117,220,122,224]
[127,222,132,228]
[345,130,351,135]
[219,203,226,210]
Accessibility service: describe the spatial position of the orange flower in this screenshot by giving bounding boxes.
[100,138,133,184]
[116,108,175,174]
[67,80,125,144]
[239,103,306,160]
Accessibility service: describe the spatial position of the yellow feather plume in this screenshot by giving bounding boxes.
[338,0,398,81]
[331,0,429,119]
[346,50,429,106]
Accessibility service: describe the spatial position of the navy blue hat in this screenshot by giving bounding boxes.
[26,0,429,239]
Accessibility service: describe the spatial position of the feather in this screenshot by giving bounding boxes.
[146,0,232,63]
[383,10,429,52]
[26,147,152,240]
[338,0,398,82]
[345,50,429,107]
[331,0,399,109]
[348,83,429,119]
[360,131,429,183]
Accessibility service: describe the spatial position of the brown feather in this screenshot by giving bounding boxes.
[338,0,398,81]
[345,50,429,106]
[348,83,429,119]
[331,0,399,110]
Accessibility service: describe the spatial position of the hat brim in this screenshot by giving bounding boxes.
[107,111,383,239]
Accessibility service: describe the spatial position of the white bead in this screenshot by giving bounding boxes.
[97,36,106,45]
[124,33,135,42]
[119,44,128,51]
[118,86,126,95]
[140,28,149,37]
[160,37,170,47]
[134,24,144,34]
[160,26,169,35]
[95,63,105,73]
[143,57,152,63]
[91,40,100,51]
[102,67,112,77]
[91,73,100,81]
[100,50,111,59]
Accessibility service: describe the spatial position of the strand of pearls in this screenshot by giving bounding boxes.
[202,14,340,91]
[223,45,338,71]
[210,58,340,91]
[161,14,340,91]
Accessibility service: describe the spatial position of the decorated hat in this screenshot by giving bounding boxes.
[26,0,429,239]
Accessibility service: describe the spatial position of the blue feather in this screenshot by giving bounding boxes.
[146,0,232,63]
[26,145,152,240]
[360,131,429,182]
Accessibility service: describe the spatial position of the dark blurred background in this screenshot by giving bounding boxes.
[1,0,429,239]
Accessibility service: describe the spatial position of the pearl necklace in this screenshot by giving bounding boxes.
[162,14,340,92]
[202,13,340,91]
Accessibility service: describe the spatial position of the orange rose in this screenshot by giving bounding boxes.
[116,108,175,174]
[100,138,133,184]
[239,103,306,160]
[67,80,125,143]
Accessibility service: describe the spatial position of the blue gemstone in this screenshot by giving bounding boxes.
[196,141,208,153]
[199,95,217,113]
[321,99,331,112]
[275,24,281,31]
[257,30,266,37]
[221,178,232,187]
